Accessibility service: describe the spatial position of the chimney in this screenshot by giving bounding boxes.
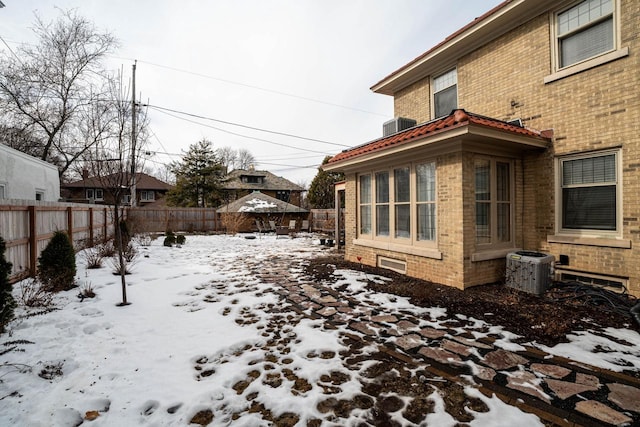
[82,169,89,180]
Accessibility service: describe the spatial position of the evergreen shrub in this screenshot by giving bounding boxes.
[38,231,77,292]
[0,236,16,333]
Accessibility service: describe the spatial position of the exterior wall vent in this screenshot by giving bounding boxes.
[378,256,407,274]
[556,269,627,293]
[506,251,554,295]
[383,117,417,137]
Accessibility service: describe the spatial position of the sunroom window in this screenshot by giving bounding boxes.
[375,171,390,237]
[475,159,512,246]
[394,167,410,238]
[359,174,372,235]
[416,162,436,241]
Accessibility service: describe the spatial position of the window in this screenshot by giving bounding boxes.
[556,0,614,68]
[416,163,436,241]
[86,189,104,201]
[433,68,457,118]
[140,190,155,201]
[358,163,437,245]
[122,194,132,205]
[375,172,390,236]
[475,159,512,246]
[0,184,5,199]
[394,167,411,238]
[275,190,290,202]
[560,151,618,231]
[359,174,372,235]
[35,191,44,201]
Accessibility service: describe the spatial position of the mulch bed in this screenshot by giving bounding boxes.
[305,255,639,347]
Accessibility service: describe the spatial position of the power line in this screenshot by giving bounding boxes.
[150,107,335,156]
[114,57,388,118]
[143,103,349,148]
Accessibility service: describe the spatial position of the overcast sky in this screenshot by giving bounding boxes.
[1,1,502,185]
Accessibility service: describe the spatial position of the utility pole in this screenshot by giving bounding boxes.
[130,60,137,207]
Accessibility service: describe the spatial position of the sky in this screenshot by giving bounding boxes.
[0,1,503,186]
[2,234,638,425]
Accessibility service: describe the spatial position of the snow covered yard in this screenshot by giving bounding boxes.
[1,234,639,426]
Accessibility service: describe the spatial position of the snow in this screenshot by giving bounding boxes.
[1,234,639,426]
[237,198,277,212]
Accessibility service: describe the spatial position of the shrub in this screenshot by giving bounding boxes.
[81,246,104,269]
[19,278,53,308]
[163,230,176,247]
[176,234,186,245]
[220,212,248,235]
[0,236,16,333]
[38,231,76,292]
[78,282,96,300]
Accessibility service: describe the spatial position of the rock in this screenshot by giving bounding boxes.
[607,383,640,413]
[350,322,377,336]
[418,328,447,340]
[545,379,598,400]
[441,339,473,357]
[482,349,528,370]
[505,371,550,403]
[575,400,632,426]
[418,346,462,365]
[395,334,423,350]
[396,320,418,332]
[531,363,571,379]
[450,335,492,350]
[85,410,100,421]
[370,314,398,323]
[575,373,600,389]
[317,307,336,317]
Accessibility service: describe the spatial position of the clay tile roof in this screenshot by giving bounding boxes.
[327,109,550,165]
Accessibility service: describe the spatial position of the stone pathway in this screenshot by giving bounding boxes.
[255,251,640,426]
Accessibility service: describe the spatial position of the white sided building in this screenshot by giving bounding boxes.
[0,143,60,202]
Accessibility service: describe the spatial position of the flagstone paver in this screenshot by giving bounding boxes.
[482,349,528,370]
[418,347,462,365]
[418,327,447,339]
[395,334,423,351]
[575,400,633,426]
[545,378,598,399]
[607,383,640,412]
[530,363,571,379]
[575,373,601,388]
[505,371,551,403]
[441,339,473,357]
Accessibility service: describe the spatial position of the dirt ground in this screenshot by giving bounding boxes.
[305,254,639,348]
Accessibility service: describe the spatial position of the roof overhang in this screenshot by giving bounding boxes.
[323,122,549,173]
[371,0,558,96]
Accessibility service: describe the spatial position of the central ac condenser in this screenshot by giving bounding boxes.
[505,251,554,295]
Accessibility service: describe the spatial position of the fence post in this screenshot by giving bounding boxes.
[89,207,94,246]
[28,205,37,277]
[103,207,108,239]
[67,206,73,242]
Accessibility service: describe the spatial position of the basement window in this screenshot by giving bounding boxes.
[377,256,407,274]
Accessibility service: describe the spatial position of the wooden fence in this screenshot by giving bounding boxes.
[0,200,114,282]
[310,209,343,232]
[126,207,218,233]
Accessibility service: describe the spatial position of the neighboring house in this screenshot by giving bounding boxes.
[221,168,305,207]
[324,0,639,297]
[62,172,173,206]
[217,190,308,233]
[0,143,60,202]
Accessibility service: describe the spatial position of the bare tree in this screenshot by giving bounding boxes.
[0,9,117,180]
[84,71,148,306]
[217,146,238,173]
[236,148,256,170]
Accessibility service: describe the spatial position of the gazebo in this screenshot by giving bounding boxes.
[217,191,309,233]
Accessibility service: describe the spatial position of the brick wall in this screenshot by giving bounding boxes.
[386,1,640,294]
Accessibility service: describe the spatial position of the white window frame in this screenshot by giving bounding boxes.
[474,157,515,250]
[95,189,104,200]
[432,68,458,119]
[546,0,627,83]
[358,174,372,236]
[357,162,438,249]
[140,190,155,201]
[555,149,622,238]
[35,190,44,201]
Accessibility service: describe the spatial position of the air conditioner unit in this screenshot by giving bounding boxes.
[383,117,417,137]
[506,251,554,295]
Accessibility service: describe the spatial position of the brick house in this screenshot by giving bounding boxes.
[221,168,305,207]
[62,172,173,206]
[323,0,639,296]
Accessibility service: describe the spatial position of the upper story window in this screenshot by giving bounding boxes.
[433,68,457,118]
[559,150,619,233]
[557,0,614,68]
[86,189,104,201]
[275,190,290,202]
[242,175,264,184]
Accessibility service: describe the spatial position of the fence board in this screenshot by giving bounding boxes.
[127,207,218,233]
[0,201,113,282]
